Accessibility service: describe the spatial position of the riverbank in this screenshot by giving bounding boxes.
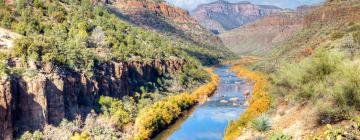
[133,68,220,140]
[224,64,270,140]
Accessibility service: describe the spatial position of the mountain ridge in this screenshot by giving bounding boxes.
[191,0,289,34]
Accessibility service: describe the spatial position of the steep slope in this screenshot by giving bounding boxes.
[107,0,233,65]
[265,0,360,66]
[191,0,288,34]
[225,0,360,139]
[220,11,304,55]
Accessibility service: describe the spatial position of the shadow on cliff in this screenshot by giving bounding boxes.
[14,78,46,137]
[0,106,7,138]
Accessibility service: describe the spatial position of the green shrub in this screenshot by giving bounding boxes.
[318,107,348,124]
[271,48,343,102]
[20,131,44,140]
[251,115,272,132]
[269,131,292,140]
[353,31,360,45]
[98,96,132,128]
[331,32,344,40]
[347,24,360,32]
[134,93,196,139]
[0,52,9,75]
[333,61,360,110]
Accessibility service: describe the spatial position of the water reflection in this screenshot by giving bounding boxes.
[155,65,251,140]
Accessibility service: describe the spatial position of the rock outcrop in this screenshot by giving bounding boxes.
[191,0,289,34]
[0,58,185,139]
[304,1,360,27]
[109,0,223,47]
[0,79,13,140]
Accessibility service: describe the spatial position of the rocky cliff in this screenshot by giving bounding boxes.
[191,0,289,34]
[304,1,360,27]
[0,58,184,139]
[110,0,223,47]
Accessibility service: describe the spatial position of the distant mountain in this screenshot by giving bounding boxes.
[220,11,304,55]
[191,0,289,34]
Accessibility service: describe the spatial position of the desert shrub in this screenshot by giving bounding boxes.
[269,131,292,140]
[70,132,90,140]
[0,52,9,76]
[20,131,43,140]
[271,48,343,102]
[251,116,272,132]
[347,24,360,32]
[98,96,132,129]
[331,32,344,40]
[317,107,348,124]
[353,31,360,45]
[332,61,360,110]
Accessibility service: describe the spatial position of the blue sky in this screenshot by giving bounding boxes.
[166,0,325,11]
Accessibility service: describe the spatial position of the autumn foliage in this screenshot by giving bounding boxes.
[133,68,219,140]
[224,65,270,140]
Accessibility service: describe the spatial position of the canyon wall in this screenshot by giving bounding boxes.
[110,0,223,46]
[191,0,288,34]
[304,2,360,27]
[0,58,184,139]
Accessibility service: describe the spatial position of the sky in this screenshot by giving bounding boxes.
[165,0,326,11]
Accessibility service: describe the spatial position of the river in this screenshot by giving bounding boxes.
[155,65,251,140]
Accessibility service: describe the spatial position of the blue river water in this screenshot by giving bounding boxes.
[155,65,251,140]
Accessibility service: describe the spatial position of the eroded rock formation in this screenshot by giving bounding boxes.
[0,58,185,139]
[110,0,223,47]
[191,0,289,34]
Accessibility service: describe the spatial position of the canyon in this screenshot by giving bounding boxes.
[111,0,223,47]
[0,58,185,139]
[191,0,289,34]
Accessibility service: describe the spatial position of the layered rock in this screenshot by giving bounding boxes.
[0,58,185,139]
[191,0,289,34]
[109,0,223,47]
[304,1,360,27]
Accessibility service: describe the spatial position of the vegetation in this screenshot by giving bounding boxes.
[134,68,219,139]
[2,0,227,139]
[270,47,359,124]
[224,65,270,140]
[251,115,272,132]
[269,131,292,140]
[0,0,226,78]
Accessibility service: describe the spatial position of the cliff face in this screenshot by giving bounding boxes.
[111,0,223,46]
[304,2,360,27]
[0,79,13,140]
[0,58,184,139]
[191,0,288,34]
